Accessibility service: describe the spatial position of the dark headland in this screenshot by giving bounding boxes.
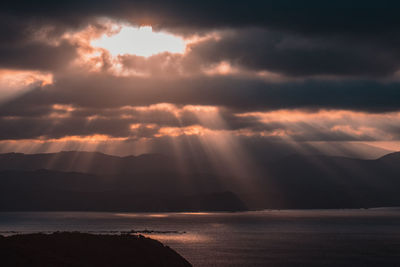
[0,232,192,267]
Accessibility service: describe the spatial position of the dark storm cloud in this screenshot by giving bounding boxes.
[0,41,78,71]
[0,116,132,139]
[117,28,400,77]
[1,72,400,140]
[0,13,82,71]
[189,29,400,77]
[1,75,399,142]
[2,1,400,34]
[2,1,400,76]
[0,106,394,142]
[4,74,399,112]
[0,98,264,139]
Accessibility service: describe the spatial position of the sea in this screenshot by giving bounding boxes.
[1,209,400,267]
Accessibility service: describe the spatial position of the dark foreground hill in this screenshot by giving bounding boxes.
[0,151,400,210]
[0,232,192,267]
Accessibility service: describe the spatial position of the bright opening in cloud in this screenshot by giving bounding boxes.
[91,26,186,57]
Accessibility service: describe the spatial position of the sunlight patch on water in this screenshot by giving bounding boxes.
[179,212,213,216]
[147,214,169,218]
[114,213,170,218]
[143,233,211,243]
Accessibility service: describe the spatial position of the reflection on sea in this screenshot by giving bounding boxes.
[115,213,170,218]
[144,233,211,243]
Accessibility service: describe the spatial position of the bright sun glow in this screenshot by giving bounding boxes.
[91,26,186,57]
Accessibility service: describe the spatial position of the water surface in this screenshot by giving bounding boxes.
[1,209,400,266]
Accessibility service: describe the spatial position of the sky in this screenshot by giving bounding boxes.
[1,1,400,158]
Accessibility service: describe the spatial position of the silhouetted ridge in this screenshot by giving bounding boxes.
[0,168,246,211]
[377,151,400,164]
[0,232,192,267]
[0,151,400,210]
[0,151,177,175]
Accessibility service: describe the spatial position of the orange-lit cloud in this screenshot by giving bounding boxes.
[0,69,53,103]
[2,103,400,148]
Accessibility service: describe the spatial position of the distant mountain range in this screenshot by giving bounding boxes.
[0,151,399,211]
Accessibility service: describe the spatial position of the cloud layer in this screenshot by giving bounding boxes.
[1,1,400,156]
